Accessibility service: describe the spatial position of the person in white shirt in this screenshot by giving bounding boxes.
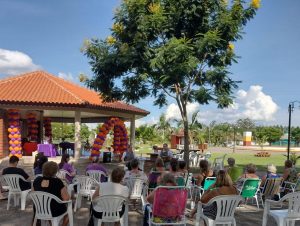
[124,158,147,181]
[90,167,129,223]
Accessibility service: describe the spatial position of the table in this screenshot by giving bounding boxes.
[23,142,38,156]
[38,144,57,157]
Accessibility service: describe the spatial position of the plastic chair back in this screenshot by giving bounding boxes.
[86,170,107,183]
[125,177,146,199]
[203,177,216,191]
[286,192,300,218]
[152,186,188,221]
[240,178,261,198]
[56,169,70,181]
[213,195,242,222]
[74,176,98,195]
[92,195,127,222]
[30,191,64,219]
[3,174,24,192]
[262,178,282,197]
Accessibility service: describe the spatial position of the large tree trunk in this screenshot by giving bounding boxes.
[183,118,190,167]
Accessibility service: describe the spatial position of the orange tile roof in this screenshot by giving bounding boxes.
[0,71,149,116]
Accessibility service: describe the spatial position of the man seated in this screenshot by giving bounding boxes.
[225,158,243,183]
[124,158,147,181]
[159,143,173,162]
[2,156,31,191]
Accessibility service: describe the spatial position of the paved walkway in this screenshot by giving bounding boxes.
[0,156,298,226]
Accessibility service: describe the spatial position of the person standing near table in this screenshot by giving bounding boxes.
[159,143,173,168]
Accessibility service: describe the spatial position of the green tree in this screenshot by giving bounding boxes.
[254,126,283,146]
[135,124,157,144]
[291,127,300,146]
[155,113,172,143]
[83,0,260,163]
[51,123,92,143]
[236,118,256,132]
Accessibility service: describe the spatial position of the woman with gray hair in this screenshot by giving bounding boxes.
[261,164,281,186]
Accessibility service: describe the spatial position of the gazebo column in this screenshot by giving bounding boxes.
[39,111,44,143]
[130,115,135,149]
[74,111,81,160]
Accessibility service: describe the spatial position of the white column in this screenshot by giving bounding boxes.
[130,115,135,149]
[74,111,81,160]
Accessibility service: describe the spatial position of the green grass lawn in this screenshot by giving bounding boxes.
[135,144,295,174]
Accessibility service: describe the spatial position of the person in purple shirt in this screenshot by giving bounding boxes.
[86,157,108,182]
[58,154,76,183]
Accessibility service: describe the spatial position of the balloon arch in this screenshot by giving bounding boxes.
[90,117,128,159]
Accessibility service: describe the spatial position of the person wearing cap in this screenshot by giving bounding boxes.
[261,164,281,186]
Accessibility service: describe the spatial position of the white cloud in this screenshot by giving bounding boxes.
[58,72,75,81]
[236,85,278,121]
[164,85,279,124]
[0,49,40,75]
[165,102,200,121]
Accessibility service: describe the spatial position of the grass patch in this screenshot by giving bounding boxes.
[135,144,296,174]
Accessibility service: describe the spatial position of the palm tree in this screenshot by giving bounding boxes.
[155,114,172,143]
[174,111,202,145]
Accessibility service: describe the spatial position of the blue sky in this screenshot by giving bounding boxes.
[0,0,300,126]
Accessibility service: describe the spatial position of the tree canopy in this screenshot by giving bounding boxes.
[83,0,260,163]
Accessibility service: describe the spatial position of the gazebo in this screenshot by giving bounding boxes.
[0,71,149,159]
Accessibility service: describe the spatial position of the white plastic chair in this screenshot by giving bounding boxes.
[30,191,73,226]
[56,169,72,182]
[2,174,31,210]
[74,176,98,212]
[92,195,128,226]
[262,192,300,226]
[125,177,148,208]
[212,154,227,171]
[195,195,242,226]
[86,170,108,184]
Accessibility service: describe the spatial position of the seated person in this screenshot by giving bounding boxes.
[150,157,165,173]
[144,173,178,224]
[193,159,214,187]
[159,143,173,162]
[178,160,188,176]
[86,157,108,182]
[121,144,135,169]
[235,163,259,188]
[2,156,31,191]
[188,170,238,218]
[282,160,298,184]
[90,167,129,223]
[34,156,48,175]
[33,161,70,226]
[226,158,243,182]
[58,154,76,184]
[124,158,147,181]
[33,152,45,169]
[152,145,159,154]
[261,164,281,187]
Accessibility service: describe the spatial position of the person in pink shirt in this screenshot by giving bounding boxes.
[58,154,76,183]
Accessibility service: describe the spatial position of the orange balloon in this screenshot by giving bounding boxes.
[9,146,13,151]
[13,134,19,138]
[12,128,18,133]
[14,140,19,145]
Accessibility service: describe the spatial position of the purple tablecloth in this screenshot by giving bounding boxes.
[38,144,57,157]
